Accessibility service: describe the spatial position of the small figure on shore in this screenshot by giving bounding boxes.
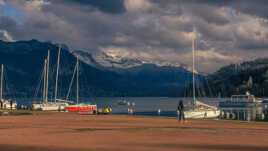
[177,100,185,123]
[10,100,13,110]
[128,108,133,114]
[157,108,161,116]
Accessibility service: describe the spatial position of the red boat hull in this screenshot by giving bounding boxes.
[66,105,97,112]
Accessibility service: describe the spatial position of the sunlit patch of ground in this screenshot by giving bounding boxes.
[0,113,267,151]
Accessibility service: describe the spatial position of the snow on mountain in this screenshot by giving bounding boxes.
[94,51,144,69]
[73,50,195,72]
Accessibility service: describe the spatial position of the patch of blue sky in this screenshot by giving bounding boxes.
[0,4,24,25]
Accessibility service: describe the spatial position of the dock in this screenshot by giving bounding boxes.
[219,94,268,121]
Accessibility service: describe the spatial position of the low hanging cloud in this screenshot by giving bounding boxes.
[0,30,15,42]
[1,0,268,73]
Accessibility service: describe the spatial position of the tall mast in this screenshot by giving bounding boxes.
[76,56,79,105]
[43,60,47,103]
[0,64,3,102]
[76,56,79,104]
[192,31,196,105]
[46,50,50,103]
[54,45,61,103]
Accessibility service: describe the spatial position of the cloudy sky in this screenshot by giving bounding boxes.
[1,0,268,73]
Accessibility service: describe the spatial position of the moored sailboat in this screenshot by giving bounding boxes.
[42,46,70,111]
[33,46,68,111]
[40,50,59,111]
[183,29,220,119]
[0,64,17,110]
[65,56,97,113]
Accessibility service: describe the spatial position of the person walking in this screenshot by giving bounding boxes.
[177,100,185,123]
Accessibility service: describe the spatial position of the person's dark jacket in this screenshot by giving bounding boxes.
[177,101,184,112]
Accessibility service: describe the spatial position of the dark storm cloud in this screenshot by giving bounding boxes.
[151,0,229,25]
[53,0,126,14]
[1,0,268,73]
[152,0,268,21]
[181,0,268,19]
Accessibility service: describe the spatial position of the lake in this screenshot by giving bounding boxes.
[87,97,222,117]
[18,97,224,117]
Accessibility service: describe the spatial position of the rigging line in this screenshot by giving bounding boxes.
[80,64,91,100]
[55,45,61,102]
[204,76,214,97]
[194,29,202,98]
[60,49,69,98]
[45,51,50,103]
[2,66,16,101]
[2,68,7,100]
[201,82,206,97]
[4,68,15,101]
[197,79,202,98]
[2,68,7,99]
[183,72,187,98]
[79,64,85,98]
[33,63,45,104]
[184,70,191,98]
[192,29,196,102]
[66,62,78,101]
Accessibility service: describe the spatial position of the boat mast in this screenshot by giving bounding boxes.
[45,50,50,103]
[43,60,47,103]
[192,30,196,106]
[54,45,61,103]
[76,56,79,105]
[0,64,3,102]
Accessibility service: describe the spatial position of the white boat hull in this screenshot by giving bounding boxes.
[32,103,68,111]
[41,104,60,111]
[183,110,220,119]
[32,104,42,110]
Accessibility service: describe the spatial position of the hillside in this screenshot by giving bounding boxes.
[190,58,268,97]
[0,40,193,98]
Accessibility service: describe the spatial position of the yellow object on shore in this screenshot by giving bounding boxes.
[104,108,110,114]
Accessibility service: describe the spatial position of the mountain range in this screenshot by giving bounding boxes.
[0,40,193,99]
[73,50,192,73]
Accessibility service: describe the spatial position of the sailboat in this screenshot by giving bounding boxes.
[41,46,69,111]
[0,64,17,110]
[65,56,97,113]
[32,58,47,110]
[183,29,220,119]
[33,46,68,111]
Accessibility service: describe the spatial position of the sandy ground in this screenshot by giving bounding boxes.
[0,112,267,151]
